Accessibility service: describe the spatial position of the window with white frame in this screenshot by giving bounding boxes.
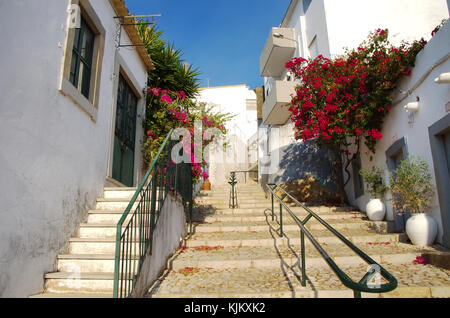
[60,0,105,122]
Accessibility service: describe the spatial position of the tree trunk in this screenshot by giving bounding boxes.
[332,148,349,205]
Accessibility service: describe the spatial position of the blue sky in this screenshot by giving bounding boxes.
[126,0,291,90]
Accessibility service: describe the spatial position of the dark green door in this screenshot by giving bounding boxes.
[112,74,138,186]
[443,131,450,176]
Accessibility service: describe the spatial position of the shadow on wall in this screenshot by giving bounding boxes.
[270,140,337,192]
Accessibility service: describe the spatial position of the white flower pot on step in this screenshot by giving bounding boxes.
[406,213,437,247]
[366,198,386,221]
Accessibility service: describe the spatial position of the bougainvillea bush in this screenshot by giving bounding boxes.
[285,28,427,202]
[142,87,233,183]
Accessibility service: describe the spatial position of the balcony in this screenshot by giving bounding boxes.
[262,80,296,125]
[260,28,296,78]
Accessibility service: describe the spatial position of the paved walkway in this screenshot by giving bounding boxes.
[147,183,450,298]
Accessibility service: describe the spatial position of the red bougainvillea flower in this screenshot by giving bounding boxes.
[369,129,383,140]
[283,25,426,175]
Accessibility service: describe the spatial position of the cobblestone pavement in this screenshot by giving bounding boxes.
[147,183,450,298]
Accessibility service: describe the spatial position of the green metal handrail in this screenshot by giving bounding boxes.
[228,169,258,208]
[113,129,193,298]
[228,172,238,209]
[266,183,398,298]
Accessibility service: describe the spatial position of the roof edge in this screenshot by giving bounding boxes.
[199,84,248,91]
[109,0,155,71]
[281,0,299,27]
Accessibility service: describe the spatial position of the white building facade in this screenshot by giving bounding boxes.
[196,85,258,185]
[346,22,450,247]
[0,0,152,296]
[259,0,450,246]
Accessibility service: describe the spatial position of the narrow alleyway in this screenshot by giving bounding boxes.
[148,183,450,298]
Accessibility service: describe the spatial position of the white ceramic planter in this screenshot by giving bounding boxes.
[366,198,386,221]
[406,213,437,247]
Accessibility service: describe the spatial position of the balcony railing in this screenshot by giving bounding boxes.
[260,27,296,78]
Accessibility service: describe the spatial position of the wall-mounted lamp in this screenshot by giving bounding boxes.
[273,32,297,43]
[404,102,419,112]
[404,97,420,112]
[435,72,450,84]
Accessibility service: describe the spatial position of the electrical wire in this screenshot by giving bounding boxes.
[391,52,450,107]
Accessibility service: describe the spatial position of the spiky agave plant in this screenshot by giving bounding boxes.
[136,22,200,100]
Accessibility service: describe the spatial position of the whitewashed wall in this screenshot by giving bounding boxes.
[132,193,186,298]
[196,85,257,185]
[344,21,450,245]
[0,0,147,297]
[324,0,449,57]
[271,0,449,130]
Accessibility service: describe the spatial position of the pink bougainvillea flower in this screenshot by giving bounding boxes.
[412,256,429,265]
[160,94,173,104]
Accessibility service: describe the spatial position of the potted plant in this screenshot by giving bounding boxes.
[360,166,388,221]
[389,156,437,246]
[201,178,211,191]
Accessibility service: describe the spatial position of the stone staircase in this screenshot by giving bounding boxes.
[148,183,450,298]
[30,187,139,298]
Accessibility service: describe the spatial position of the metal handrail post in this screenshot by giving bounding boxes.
[279,202,283,237]
[271,192,274,221]
[279,194,287,237]
[265,183,398,297]
[301,230,306,287]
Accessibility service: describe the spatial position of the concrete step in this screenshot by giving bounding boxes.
[186,232,405,248]
[194,206,358,214]
[30,292,112,298]
[69,238,125,254]
[201,203,281,209]
[95,198,140,211]
[149,182,450,299]
[170,253,421,270]
[195,199,269,205]
[57,254,122,273]
[209,189,264,194]
[149,263,450,298]
[87,210,131,224]
[195,213,367,223]
[78,223,136,239]
[104,187,137,191]
[205,193,265,197]
[169,244,424,270]
[103,187,137,199]
[192,219,391,234]
[44,272,116,294]
[152,286,450,298]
